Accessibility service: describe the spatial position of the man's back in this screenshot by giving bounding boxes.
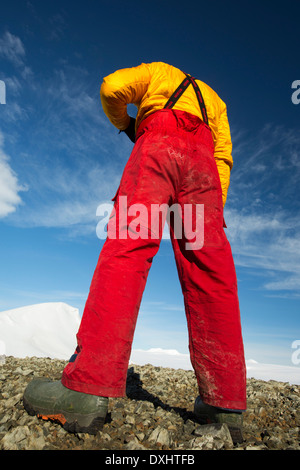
[100,62,233,206]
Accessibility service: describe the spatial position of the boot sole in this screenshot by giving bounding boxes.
[23,396,106,435]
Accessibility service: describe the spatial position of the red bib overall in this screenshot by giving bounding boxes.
[62,109,247,411]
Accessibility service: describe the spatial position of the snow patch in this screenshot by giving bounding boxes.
[0,302,80,360]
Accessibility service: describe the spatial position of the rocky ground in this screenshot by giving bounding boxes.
[0,356,299,451]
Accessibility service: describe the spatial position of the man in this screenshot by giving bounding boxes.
[23,62,247,443]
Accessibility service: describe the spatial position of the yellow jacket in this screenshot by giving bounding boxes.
[100,62,233,206]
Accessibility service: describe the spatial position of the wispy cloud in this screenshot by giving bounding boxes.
[226,208,300,269]
[0,31,32,124]
[0,132,27,218]
[229,123,300,206]
[0,31,26,67]
[0,32,130,233]
[16,163,121,231]
[0,31,33,80]
[226,123,300,297]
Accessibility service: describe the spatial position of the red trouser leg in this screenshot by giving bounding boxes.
[62,110,247,410]
[167,120,246,410]
[170,231,246,410]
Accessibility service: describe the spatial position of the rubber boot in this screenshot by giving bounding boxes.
[194,396,244,444]
[23,378,108,435]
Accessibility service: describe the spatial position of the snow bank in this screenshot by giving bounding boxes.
[0,302,80,360]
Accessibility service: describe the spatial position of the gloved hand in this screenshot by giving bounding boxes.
[119,117,136,143]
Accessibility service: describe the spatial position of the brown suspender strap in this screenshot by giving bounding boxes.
[164,73,209,126]
[164,75,191,110]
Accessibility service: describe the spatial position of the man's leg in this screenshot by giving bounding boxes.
[169,123,247,412]
[23,123,181,432]
[171,231,247,411]
[62,129,181,397]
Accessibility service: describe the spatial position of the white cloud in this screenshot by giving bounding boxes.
[225,122,300,297]
[0,31,33,85]
[2,76,22,95]
[225,207,300,297]
[0,31,25,67]
[0,102,28,122]
[11,158,121,233]
[229,124,300,202]
[1,62,130,232]
[264,277,300,292]
[0,56,128,232]
[0,133,26,218]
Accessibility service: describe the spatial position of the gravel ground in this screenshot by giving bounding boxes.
[0,356,299,451]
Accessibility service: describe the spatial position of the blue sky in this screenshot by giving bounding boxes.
[0,0,299,369]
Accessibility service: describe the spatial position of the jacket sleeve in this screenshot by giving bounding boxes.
[100,64,151,130]
[214,102,233,207]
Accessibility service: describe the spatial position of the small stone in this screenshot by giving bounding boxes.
[27,433,46,450]
[125,438,146,450]
[136,431,145,441]
[189,434,215,450]
[111,410,124,421]
[258,407,267,418]
[194,423,233,449]
[148,426,173,447]
[4,394,22,409]
[184,419,196,434]
[2,425,30,450]
[125,414,135,425]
